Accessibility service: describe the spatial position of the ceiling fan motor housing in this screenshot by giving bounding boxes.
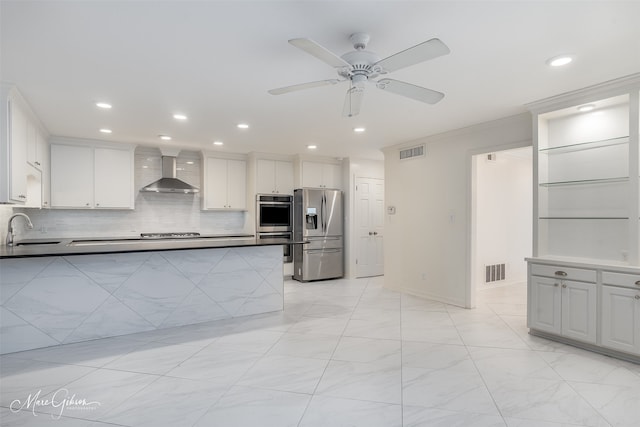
[339,50,382,80]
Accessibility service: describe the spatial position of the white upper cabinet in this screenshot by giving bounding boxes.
[203,156,247,210]
[0,86,48,205]
[94,147,134,208]
[50,140,135,209]
[301,161,342,189]
[256,159,294,195]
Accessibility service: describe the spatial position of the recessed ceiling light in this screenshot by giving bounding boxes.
[307,145,317,150]
[546,55,573,67]
[159,135,172,141]
[99,128,112,134]
[173,113,187,120]
[577,104,595,112]
[237,123,249,129]
[186,161,194,165]
[95,102,112,109]
[353,127,366,133]
[213,141,224,146]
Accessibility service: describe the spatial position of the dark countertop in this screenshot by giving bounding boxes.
[0,235,306,259]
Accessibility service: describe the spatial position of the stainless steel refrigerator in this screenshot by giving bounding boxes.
[293,188,344,281]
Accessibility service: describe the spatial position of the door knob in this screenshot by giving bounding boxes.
[368,232,373,235]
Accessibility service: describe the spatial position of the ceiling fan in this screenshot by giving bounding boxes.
[268,32,450,117]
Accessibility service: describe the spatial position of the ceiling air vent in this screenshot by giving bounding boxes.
[399,145,425,160]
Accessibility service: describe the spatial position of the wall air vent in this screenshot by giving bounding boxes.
[399,145,425,160]
[485,263,506,283]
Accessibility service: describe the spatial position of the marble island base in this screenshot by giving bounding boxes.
[0,245,284,354]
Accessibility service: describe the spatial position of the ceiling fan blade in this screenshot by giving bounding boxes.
[375,38,450,73]
[342,86,364,117]
[289,38,351,68]
[376,78,444,104]
[268,79,342,95]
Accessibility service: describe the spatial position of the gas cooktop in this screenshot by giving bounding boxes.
[140,232,201,239]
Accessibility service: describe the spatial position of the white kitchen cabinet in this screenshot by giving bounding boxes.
[94,147,134,208]
[301,161,342,189]
[26,120,46,171]
[50,141,134,209]
[601,271,640,356]
[1,86,49,206]
[529,275,562,335]
[560,279,597,343]
[256,159,294,195]
[0,91,28,204]
[528,265,597,345]
[203,156,246,210]
[601,285,640,355]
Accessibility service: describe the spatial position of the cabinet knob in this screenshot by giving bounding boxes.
[635,295,640,300]
[43,201,48,205]
[35,161,40,166]
[562,284,567,288]
[96,203,100,207]
[369,232,373,236]
[554,271,568,277]
[554,283,559,287]
[373,231,378,235]
[19,194,26,199]
[86,203,90,206]
[635,281,640,287]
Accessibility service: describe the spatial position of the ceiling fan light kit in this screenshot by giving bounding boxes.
[269,32,450,117]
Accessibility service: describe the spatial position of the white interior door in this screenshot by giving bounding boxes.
[355,177,384,278]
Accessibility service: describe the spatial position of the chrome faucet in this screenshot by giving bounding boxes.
[6,213,34,246]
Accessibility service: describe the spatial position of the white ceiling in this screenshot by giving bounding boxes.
[2,1,639,161]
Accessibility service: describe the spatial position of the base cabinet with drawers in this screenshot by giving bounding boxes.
[527,259,640,362]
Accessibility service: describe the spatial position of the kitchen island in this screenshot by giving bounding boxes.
[0,236,298,354]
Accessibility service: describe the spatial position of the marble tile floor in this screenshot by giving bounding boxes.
[1,277,639,426]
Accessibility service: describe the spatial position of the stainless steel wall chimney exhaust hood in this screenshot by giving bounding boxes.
[140,156,199,193]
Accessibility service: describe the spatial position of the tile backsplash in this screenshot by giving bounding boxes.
[12,146,250,240]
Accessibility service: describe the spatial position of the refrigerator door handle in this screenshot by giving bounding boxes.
[306,248,341,254]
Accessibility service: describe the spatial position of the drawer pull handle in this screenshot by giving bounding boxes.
[635,281,640,286]
[554,271,568,277]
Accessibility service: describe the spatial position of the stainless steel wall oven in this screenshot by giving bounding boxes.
[256,194,293,233]
[256,194,293,262]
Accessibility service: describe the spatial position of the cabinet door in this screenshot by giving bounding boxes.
[323,163,342,190]
[26,120,39,169]
[561,280,597,344]
[94,147,133,209]
[256,159,276,194]
[529,275,561,334]
[601,285,640,355]
[226,159,246,209]
[9,99,28,202]
[302,161,324,188]
[274,160,294,194]
[50,144,94,208]
[205,157,228,209]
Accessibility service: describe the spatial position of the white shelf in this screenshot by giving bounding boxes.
[539,136,628,154]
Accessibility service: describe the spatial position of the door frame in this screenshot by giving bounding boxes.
[467,140,532,308]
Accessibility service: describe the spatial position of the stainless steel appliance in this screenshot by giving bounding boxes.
[293,188,343,281]
[257,231,292,262]
[256,194,293,233]
[256,194,293,262]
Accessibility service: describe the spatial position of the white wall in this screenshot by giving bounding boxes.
[474,148,532,289]
[14,146,250,240]
[344,158,385,278]
[382,113,532,308]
